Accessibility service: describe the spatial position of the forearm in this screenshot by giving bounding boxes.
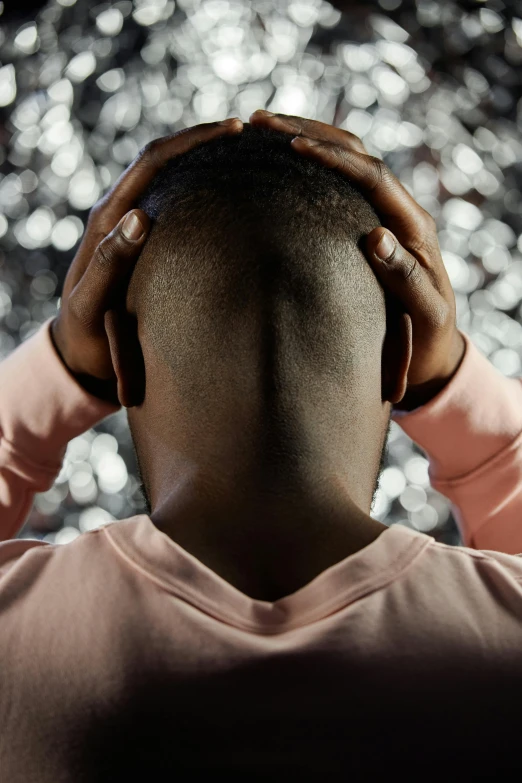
[392,329,522,553]
[0,320,119,541]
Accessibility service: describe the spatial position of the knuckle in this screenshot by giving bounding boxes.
[343,129,364,148]
[396,253,419,283]
[420,207,436,231]
[433,299,452,330]
[367,157,388,190]
[87,201,103,225]
[139,139,161,166]
[68,293,93,330]
[94,237,118,268]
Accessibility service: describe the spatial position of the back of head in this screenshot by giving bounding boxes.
[128,123,386,464]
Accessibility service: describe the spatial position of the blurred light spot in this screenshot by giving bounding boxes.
[14,23,38,54]
[153,98,184,125]
[47,78,74,104]
[35,485,67,515]
[90,433,119,472]
[482,246,511,274]
[400,485,427,512]
[0,64,16,107]
[97,453,128,494]
[96,68,125,93]
[54,527,81,544]
[483,218,515,248]
[413,162,438,195]
[442,198,483,231]
[488,279,522,311]
[26,207,54,244]
[66,52,96,83]
[346,80,377,109]
[0,213,8,239]
[30,271,57,301]
[442,251,471,292]
[474,169,500,197]
[96,8,124,36]
[249,52,276,80]
[133,0,171,27]
[342,109,373,137]
[439,166,471,196]
[30,270,57,301]
[490,348,521,376]
[341,44,379,72]
[67,435,93,463]
[288,2,321,27]
[375,41,415,68]
[480,8,504,34]
[370,14,409,43]
[379,466,407,499]
[51,144,81,177]
[112,136,140,165]
[69,466,98,504]
[11,95,40,130]
[193,90,227,119]
[474,127,497,151]
[397,122,423,147]
[100,92,141,129]
[404,457,430,487]
[453,143,483,175]
[271,83,308,114]
[38,119,74,154]
[0,287,12,318]
[68,169,101,210]
[19,169,38,193]
[265,17,298,63]
[79,506,115,533]
[212,52,248,84]
[409,505,439,533]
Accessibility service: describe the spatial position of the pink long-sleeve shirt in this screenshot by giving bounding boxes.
[2,320,522,780]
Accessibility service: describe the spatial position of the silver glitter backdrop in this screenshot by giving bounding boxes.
[1,0,522,547]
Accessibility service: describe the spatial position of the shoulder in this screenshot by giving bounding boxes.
[0,538,51,581]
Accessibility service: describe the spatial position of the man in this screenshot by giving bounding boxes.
[1,113,522,779]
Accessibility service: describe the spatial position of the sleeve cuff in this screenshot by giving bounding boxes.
[391,329,522,484]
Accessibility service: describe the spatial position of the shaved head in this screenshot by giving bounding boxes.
[126,123,391,510]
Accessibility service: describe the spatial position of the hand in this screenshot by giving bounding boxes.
[249,110,466,411]
[51,118,243,404]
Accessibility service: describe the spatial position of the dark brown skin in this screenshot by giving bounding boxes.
[249,110,467,411]
[51,118,244,405]
[51,114,465,603]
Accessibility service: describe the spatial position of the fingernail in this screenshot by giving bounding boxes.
[254,109,275,117]
[122,212,144,241]
[292,136,320,147]
[375,230,396,260]
[219,117,242,127]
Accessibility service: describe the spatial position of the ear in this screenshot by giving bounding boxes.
[381,296,412,406]
[104,309,145,408]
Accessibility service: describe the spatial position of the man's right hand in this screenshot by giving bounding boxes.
[249,110,466,411]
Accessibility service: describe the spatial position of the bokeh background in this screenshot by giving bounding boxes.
[1,0,521,547]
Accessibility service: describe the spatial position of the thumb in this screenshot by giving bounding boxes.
[70,209,150,324]
[365,227,433,321]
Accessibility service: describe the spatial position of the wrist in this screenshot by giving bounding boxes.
[49,319,120,406]
[395,331,466,412]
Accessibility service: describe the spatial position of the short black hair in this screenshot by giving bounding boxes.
[129,123,390,503]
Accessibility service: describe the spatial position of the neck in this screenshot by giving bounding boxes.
[128,361,391,601]
[139,456,388,602]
